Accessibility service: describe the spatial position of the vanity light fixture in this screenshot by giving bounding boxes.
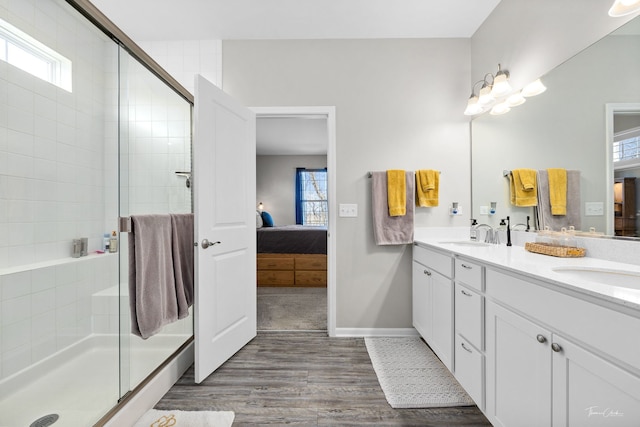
[490,102,511,116]
[608,0,640,17]
[490,64,512,97]
[521,79,547,97]
[506,92,526,107]
[464,80,488,116]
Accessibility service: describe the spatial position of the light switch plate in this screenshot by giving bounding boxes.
[585,202,604,216]
[480,206,489,215]
[339,203,358,217]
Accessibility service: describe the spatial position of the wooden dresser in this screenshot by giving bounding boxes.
[257,253,327,287]
[614,177,637,237]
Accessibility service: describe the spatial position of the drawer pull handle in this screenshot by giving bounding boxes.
[423,269,432,276]
[536,334,547,344]
[551,343,562,353]
[461,264,473,270]
[461,342,473,353]
[460,289,473,297]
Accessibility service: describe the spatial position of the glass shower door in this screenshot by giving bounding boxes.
[117,48,194,397]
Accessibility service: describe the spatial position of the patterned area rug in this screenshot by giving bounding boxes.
[364,336,474,408]
[133,409,234,427]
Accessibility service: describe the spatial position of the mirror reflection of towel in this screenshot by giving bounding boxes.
[547,168,567,215]
[510,169,538,207]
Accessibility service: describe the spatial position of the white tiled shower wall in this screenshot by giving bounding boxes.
[0,0,119,380]
[0,0,193,381]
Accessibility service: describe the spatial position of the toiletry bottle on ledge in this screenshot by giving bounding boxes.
[109,230,118,253]
[103,233,110,252]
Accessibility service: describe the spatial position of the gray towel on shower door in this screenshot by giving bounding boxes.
[129,214,179,339]
[371,171,415,245]
[170,213,194,318]
[535,170,581,231]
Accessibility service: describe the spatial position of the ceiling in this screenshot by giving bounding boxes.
[91,0,501,41]
[257,117,328,156]
[90,0,501,156]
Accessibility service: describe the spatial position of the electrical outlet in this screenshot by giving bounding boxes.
[339,203,358,217]
[585,202,604,216]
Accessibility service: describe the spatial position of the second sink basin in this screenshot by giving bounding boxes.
[438,240,491,247]
[551,266,640,290]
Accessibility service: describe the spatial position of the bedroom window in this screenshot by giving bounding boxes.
[295,168,328,226]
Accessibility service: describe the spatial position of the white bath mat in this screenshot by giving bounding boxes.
[365,336,474,408]
[133,409,234,427]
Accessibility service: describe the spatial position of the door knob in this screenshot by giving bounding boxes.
[201,239,220,249]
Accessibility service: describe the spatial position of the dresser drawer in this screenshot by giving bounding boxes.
[413,245,452,278]
[295,254,327,270]
[454,334,484,409]
[295,270,327,286]
[257,255,294,270]
[257,270,294,286]
[455,258,483,291]
[455,283,483,349]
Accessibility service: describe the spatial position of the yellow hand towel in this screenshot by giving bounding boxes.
[387,170,406,216]
[510,169,538,207]
[547,168,567,215]
[415,170,439,207]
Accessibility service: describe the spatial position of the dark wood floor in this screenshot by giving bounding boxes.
[155,332,491,426]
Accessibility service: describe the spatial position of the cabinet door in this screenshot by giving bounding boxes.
[486,302,552,427]
[412,261,432,341]
[430,269,453,370]
[552,335,640,427]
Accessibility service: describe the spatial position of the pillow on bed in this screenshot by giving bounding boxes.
[261,211,274,227]
[256,211,263,228]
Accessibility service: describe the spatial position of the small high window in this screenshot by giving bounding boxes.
[0,18,72,92]
[613,126,640,170]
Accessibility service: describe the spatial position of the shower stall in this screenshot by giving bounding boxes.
[0,0,193,425]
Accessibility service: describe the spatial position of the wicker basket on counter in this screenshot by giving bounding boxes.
[524,242,586,258]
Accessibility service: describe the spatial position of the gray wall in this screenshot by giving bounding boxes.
[224,39,471,329]
[471,0,637,90]
[257,155,327,225]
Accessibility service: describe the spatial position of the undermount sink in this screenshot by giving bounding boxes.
[551,266,640,290]
[438,240,491,247]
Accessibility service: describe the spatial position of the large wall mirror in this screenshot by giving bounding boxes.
[471,15,640,241]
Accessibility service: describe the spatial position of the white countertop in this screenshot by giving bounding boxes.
[413,228,640,314]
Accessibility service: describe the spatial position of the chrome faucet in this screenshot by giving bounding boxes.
[475,224,499,244]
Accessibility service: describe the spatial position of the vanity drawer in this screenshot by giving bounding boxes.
[413,245,452,278]
[455,258,483,291]
[454,334,484,409]
[455,283,483,349]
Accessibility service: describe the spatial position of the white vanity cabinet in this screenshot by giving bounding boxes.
[412,244,453,370]
[485,268,640,427]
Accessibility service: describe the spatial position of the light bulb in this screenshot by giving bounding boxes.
[490,102,511,115]
[521,79,546,97]
[490,72,512,97]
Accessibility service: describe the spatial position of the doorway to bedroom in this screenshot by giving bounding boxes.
[253,107,336,334]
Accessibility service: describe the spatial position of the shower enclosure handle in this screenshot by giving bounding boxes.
[201,239,221,249]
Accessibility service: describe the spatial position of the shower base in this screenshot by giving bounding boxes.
[0,333,190,427]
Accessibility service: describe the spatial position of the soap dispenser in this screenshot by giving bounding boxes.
[470,219,478,241]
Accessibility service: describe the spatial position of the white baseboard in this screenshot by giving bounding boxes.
[104,342,194,427]
[334,327,419,337]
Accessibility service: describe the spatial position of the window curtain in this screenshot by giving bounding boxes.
[295,167,305,225]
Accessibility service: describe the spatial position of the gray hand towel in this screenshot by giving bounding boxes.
[170,213,194,319]
[129,214,178,339]
[372,171,415,245]
[535,170,581,231]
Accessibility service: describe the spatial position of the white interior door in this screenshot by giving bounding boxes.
[193,74,256,383]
